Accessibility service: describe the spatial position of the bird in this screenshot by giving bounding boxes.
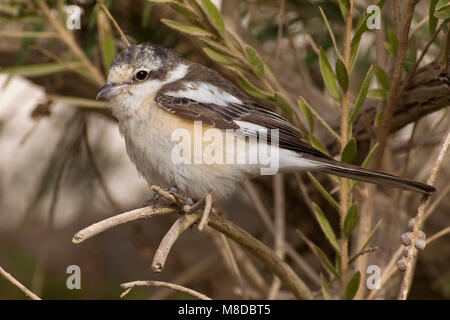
[97,42,435,202]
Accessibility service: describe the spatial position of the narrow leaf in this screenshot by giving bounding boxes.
[319,6,343,61]
[429,0,439,35]
[297,230,341,279]
[272,92,292,114]
[349,34,362,71]
[357,219,382,253]
[298,97,341,141]
[435,2,450,19]
[312,202,340,252]
[319,47,341,102]
[345,271,361,300]
[307,173,340,212]
[97,11,116,70]
[349,65,373,123]
[321,274,333,300]
[203,47,233,65]
[341,138,357,164]
[298,98,314,133]
[235,75,272,99]
[343,203,358,237]
[338,0,350,20]
[335,59,349,93]
[161,19,213,37]
[388,29,399,56]
[310,136,331,156]
[362,143,379,168]
[201,0,225,37]
[245,45,265,77]
[367,88,388,100]
[0,62,81,77]
[374,65,390,89]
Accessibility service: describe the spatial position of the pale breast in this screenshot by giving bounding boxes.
[115,101,258,200]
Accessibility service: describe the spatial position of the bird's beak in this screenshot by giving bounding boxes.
[96,82,128,100]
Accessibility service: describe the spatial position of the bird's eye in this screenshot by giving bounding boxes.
[135,70,148,81]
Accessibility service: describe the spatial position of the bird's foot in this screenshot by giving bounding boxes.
[150,185,194,210]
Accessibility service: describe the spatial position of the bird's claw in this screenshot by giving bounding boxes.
[150,185,194,210]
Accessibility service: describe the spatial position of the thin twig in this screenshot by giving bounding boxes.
[120,280,212,300]
[198,192,213,231]
[152,211,202,272]
[73,191,313,299]
[36,0,105,86]
[373,0,416,169]
[83,117,122,212]
[398,130,450,300]
[267,174,285,300]
[399,24,443,96]
[96,0,131,47]
[0,266,41,300]
[338,0,354,296]
[244,180,321,286]
[218,233,248,299]
[72,206,175,243]
[427,226,450,245]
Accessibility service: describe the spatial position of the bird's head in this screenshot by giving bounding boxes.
[97,42,187,107]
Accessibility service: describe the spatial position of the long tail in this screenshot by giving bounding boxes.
[305,156,435,194]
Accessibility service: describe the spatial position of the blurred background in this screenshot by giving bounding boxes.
[0,0,449,299]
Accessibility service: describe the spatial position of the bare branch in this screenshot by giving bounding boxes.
[152,211,202,272]
[398,130,450,300]
[72,206,175,243]
[0,266,41,300]
[120,280,212,300]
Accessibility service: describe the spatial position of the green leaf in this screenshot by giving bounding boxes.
[97,11,116,70]
[387,29,399,56]
[307,173,340,212]
[298,98,314,133]
[429,0,439,35]
[345,271,361,300]
[200,38,235,57]
[374,65,390,89]
[343,203,358,237]
[298,97,341,142]
[312,203,340,252]
[201,0,225,37]
[349,34,362,71]
[435,0,450,19]
[349,65,373,123]
[51,96,108,108]
[310,136,330,156]
[319,7,343,61]
[297,230,341,279]
[170,3,201,23]
[0,30,58,38]
[362,143,379,168]
[349,143,379,193]
[338,0,350,20]
[146,0,176,2]
[245,45,265,77]
[357,219,382,253]
[341,138,357,164]
[235,75,272,99]
[367,88,388,100]
[203,47,233,65]
[161,19,213,37]
[335,59,349,93]
[319,47,341,102]
[0,62,81,77]
[321,274,332,300]
[272,92,293,114]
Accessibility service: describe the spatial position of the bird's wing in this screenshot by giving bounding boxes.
[155,78,331,159]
